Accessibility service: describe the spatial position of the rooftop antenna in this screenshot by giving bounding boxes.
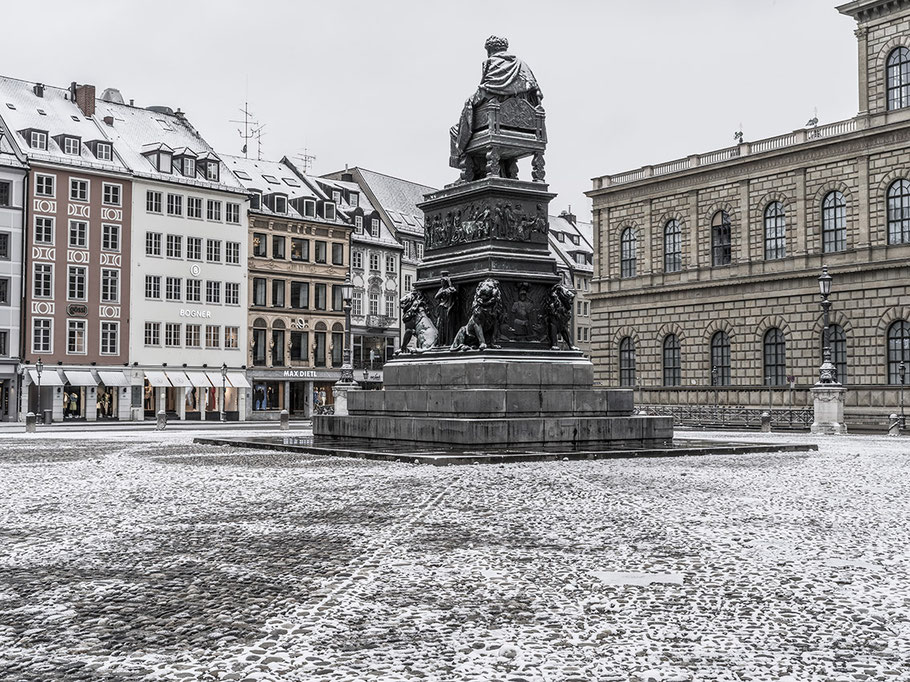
[294,147,316,174]
[252,123,266,161]
[230,102,258,158]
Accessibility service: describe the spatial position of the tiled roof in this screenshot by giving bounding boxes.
[352,167,435,234]
[548,213,593,274]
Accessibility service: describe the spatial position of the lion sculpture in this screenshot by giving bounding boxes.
[548,283,578,350]
[451,278,504,351]
[397,290,438,354]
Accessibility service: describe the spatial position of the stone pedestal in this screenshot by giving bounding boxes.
[810,384,847,435]
[333,382,353,417]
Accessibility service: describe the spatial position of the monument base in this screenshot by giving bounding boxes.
[810,384,848,435]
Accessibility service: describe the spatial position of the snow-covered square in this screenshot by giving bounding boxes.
[0,430,908,681]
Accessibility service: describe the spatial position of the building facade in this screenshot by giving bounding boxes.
[548,209,594,356]
[0,78,135,423]
[586,0,910,426]
[0,127,26,420]
[96,96,250,421]
[224,155,352,418]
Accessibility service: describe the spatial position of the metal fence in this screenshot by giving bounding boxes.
[634,404,814,430]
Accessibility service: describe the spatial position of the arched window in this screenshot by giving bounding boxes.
[662,334,681,386]
[822,324,847,385]
[887,47,910,111]
[821,191,846,253]
[887,320,910,384]
[664,219,681,273]
[619,337,635,387]
[887,179,910,245]
[710,331,731,386]
[620,227,636,278]
[711,210,731,266]
[763,201,786,260]
[763,328,787,386]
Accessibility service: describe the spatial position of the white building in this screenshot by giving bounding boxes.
[96,97,250,421]
[0,127,26,420]
[548,209,594,356]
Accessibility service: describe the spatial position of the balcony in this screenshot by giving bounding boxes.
[364,314,396,330]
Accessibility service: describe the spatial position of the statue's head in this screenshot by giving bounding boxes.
[484,35,509,56]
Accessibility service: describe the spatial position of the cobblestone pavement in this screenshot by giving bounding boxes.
[0,430,908,681]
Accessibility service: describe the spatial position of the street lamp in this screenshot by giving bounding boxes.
[220,362,227,422]
[338,274,356,386]
[817,266,837,384]
[35,357,43,422]
[900,361,906,431]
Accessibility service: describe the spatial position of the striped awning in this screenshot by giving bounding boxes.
[165,371,191,387]
[97,371,131,387]
[183,371,212,388]
[144,371,171,387]
[64,371,98,386]
[227,372,251,388]
[28,369,65,386]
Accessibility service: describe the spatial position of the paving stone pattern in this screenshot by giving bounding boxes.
[0,432,908,681]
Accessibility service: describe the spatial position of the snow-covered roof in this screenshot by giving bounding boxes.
[314,175,402,249]
[0,76,128,174]
[0,129,26,170]
[353,167,434,236]
[549,212,593,274]
[222,154,320,220]
[93,98,245,194]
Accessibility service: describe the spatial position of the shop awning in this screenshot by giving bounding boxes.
[183,371,212,387]
[28,369,65,386]
[165,371,191,387]
[205,371,229,388]
[144,371,171,387]
[64,371,98,386]
[97,371,131,387]
[227,372,251,388]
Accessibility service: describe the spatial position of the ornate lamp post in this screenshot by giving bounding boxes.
[900,361,906,431]
[711,365,718,419]
[220,362,227,422]
[817,266,836,384]
[35,357,43,422]
[339,275,356,386]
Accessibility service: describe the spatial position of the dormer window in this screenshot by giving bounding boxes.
[370,218,380,237]
[178,157,195,177]
[324,202,336,221]
[569,234,580,245]
[332,190,341,204]
[28,130,48,150]
[94,142,112,161]
[142,144,175,174]
[555,232,565,242]
[274,195,288,214]
[250,191,262,210]
[303,200,316,218]
[350,193,359,208]
[355,215,363,233]
[158,152,172,174]
[205,162,219,182]
[62,136,81,156]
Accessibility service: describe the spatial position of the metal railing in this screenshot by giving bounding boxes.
[634,404,814,430]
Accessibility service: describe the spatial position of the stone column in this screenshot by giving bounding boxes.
[856,28,870,116]
[86,386,97,422]
[52,387,64,423]
[739,180,751,263]
[177,388,186,421]
[239,387,248,421]
[306,380,313,418]
[119,386,131,422]
[795,169,807,256]
[333,382,351,416]
[856,154,870,249]
[810,384,847,435]
[642,201,653,275]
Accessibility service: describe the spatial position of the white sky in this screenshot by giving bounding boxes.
[0,0,858,217]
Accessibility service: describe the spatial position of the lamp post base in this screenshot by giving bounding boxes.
[810,384,847,435]
[333,380,357,417]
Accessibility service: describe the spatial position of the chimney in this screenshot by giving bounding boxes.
[103,115,114,126]
[175,108,185,119]
[560,207,576,225]
[33,83,45,98]
[74,83,96,117]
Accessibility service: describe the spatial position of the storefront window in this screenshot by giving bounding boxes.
[63,386,84,419]
[252,381,283,411]
[96,385,117,419]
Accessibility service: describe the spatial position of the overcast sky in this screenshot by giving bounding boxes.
[1,1,858,216]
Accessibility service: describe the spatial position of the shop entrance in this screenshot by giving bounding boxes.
[96,385,118,420]
[289,382,310,416]
[63,386,85,420]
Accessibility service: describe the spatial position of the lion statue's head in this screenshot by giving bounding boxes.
[549,284,575,318]
[400,290,428,322]
[472,278,503,313]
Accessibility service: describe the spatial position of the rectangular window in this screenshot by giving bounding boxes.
[272,329,286,365]
[35,174,54,197]
[332,284,344,312]
[353,292,363,316]
[314,331,326,367]
[102,183,121,206]
[416,243,424,260]
[403,240,411,259]
[167,193,183,216]
[102,223,120,252]
[206,280,221,304]
[146,232,162,256]
[352,251,363,269]
[0,330,6,356]
[252,233,267,257]
[332,331,344,367]
[67,320,86,354]
[205,325,220,348]
[268,235,285,259]
[33,264,53,298]
[101,268,119,303]
[185,324,201,348]
[166,234,182,258]
[206,200,222,221]
[253,278,267,307]
[31,131,48,150]
[225,241,240,264]
[354,215,363,233]
[0,278,8,305]
[69,179,88,202]
[253,328,266,365]
[165,276,182,301]
[290,281,309,309]
[314,283,327,310]
[315,241,327,263]
[63,137,81,156]
[100,321,118,355]
[304,200,315,218]
[95,143,112,161]
[225,282,240,305]
[369,252,379,271]
[205,162,219,182]
[32,318,52,353]
[290,331,308,361]
[0,181,9,207]
[0,233,8,260]
[179,157,195,177]
[34,217,54,244]
[371,218,379,237]
[404,274,412,292]
[324,203,336,221]
[206,239,221,262]
[332,243,344,265]
[68,220,87,248]
[225,326,239,349]
[369,292,379,316]
[186,279,201,303]
[187,196,203,219]
[385,255,396,273]
[144,322,161,346]
[291,238,309,261]
[226,203,240,224]
[165,323,181,347]
[187,237,202,260]
[145,274,161,299]
[67,266,86,301]
[385,292,397,319]
[272,280,285,307]
[146,190,162,213]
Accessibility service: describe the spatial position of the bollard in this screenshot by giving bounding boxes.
[279,409,289,431]
[25,412,36,433]
[888,413,901,437]
[760,411,772,433]
[156,410,167,431]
